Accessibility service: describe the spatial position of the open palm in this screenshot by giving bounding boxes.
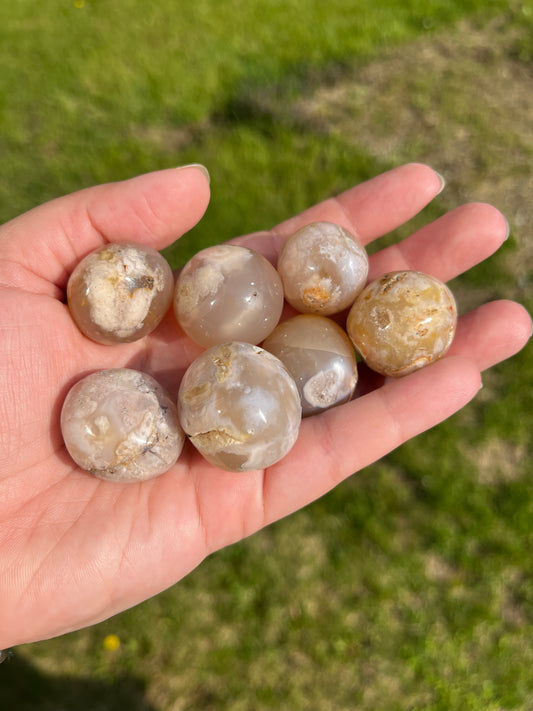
[0,164,530,649]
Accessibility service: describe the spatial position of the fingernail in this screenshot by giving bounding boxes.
[434,170,446,195]
[176,163,210,185]
[503,216,510,241]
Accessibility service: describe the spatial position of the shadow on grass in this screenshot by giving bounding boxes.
[1,653,157,711]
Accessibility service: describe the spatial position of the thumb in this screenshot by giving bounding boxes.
[0,165,210,298]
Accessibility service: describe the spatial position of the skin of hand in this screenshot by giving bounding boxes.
[0,163,530,649]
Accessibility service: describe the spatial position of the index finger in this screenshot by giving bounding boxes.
[274,162,444,243]
[233,163,443,262]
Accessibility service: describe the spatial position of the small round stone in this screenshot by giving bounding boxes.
[174,244,284,347]
[178,342,301,472]
[262,315,358,417]
[61,369,184,482]
[67,242,174,345]
[346,270,457,377]
[277,222,369,315]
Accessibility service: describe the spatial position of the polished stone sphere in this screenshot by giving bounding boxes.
[262,314,358,416]
[61,369,184,482]
[277,222,369,315]
[178,342,301,472]
[67,242,174,345]
[346,270,457,377]
[174,244,284,347]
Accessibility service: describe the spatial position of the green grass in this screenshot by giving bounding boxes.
[0,0,517,220]
[1,1,532,709]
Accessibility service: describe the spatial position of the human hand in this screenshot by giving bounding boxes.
[0,164,530,649]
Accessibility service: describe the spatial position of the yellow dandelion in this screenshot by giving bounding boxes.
[103,634,121,652]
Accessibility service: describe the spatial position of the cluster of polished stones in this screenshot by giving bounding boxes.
[62,223,457,479]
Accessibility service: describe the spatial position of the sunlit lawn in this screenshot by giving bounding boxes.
[1,1,532,709]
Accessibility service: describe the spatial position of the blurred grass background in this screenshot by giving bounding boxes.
[1,0,532,709]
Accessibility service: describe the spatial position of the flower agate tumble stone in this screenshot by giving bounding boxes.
[61,369,184,482]
[178,342,301,472]
[67,243,174,344]
[346,271,457,377]
[262,315,357,417]
[174,245,284,347]
[277,222,369,315]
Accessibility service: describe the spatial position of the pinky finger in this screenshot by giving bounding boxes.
[262,355,482,526]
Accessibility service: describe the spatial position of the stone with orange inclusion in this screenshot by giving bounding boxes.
[302,284,332,310]
[346,270,457,377]
[277,222,369,315]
